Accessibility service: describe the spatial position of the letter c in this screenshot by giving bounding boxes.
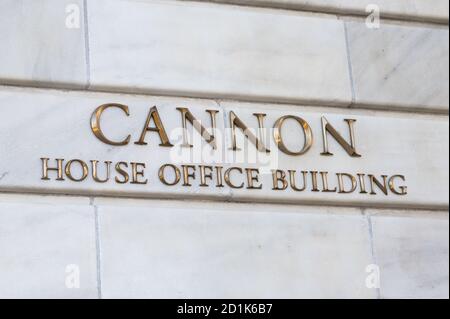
[224,167,244,189]
[90,103,131,146]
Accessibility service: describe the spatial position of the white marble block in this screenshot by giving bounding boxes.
[346,20,449,112]
[0,86,448,209]
[220,101,449,208]
[96,198,375,299]
[87,0,352,106]
[0,195,97,299]
[369,210,449,299]
[0,0,88,88]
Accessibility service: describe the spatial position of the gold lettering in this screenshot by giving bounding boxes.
[135,106,173,147]
[289,170,307,192]
[369,174,388,195]
[130,162,147,185]
[199,165,214,187]
[274,116,313,156]
[321,117,361,157]
[159,164,181,186]
[272,170,288,191]
[176,108,218,149]
[229,111,270,153]
[320,171,337,193]
[389,175,408,195]
[115,162,129,184]
[357,173,368,194]
[90,103,131,146]
[181,165,196,187]
[254,113,269,152]
[215,166,224,188]
[65,159,89,182]
[224,167,244,189]
[41,158,64,181]
[91,160,111,183]
[336,173,357,194]
[246,168,262,190]
[310,171,320,192]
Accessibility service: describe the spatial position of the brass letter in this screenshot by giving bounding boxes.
[65,159,89,182]
[177,108,218,149]
[41,158,65,181]
[91,160,111,183]
[115,162,129,184]
[246,168,262,190]
[389,175,408,195]
[229,111,270,153]
[369,175,388,195]
[199,165,214,187]
[310,171,320,192]
[215,166,225,188]
[337,173,357,194]
[224,167,245,189]
[135,106,174,147]
[320,171,337,193]
[357,173,368,194]
[274,116,313,156]
[182,165,196,186]
[159,164,181,186]
[90,103,131,146]
[321,117,361,157]
[289,170,307,192]
[131,162,147,185]
[272,170,288,191]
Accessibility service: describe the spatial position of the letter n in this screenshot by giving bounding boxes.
[321,116,361,157]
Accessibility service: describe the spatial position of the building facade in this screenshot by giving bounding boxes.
[0,0,448,298]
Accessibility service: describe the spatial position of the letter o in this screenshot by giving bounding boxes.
[159,164,181,186]
[273,116,313,156]
[65,159,89,182]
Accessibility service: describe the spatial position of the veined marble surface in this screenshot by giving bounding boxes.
[87,0,352,106]
[0,86,448,209]
[369,210,449,299]
[0,0,87,88]
[96,198,375,299]
[346,20,449,112]
[0,193,447,298]
[0,195,97,299]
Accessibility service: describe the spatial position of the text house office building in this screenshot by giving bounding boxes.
[0,0,448,299]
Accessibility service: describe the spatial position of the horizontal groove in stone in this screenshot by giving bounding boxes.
[1,190,449,214]
[0,82,448,116]
[190,0,450,24]
[0,189,448,212]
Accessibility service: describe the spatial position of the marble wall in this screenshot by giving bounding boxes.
[0,0,448,299]
[0,194,447,299]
